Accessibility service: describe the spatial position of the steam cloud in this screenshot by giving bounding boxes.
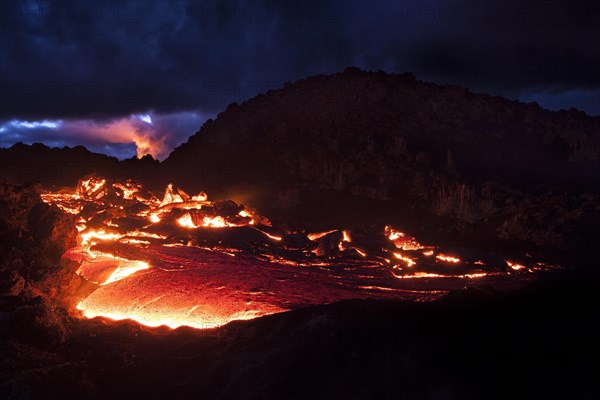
[0,111,207,160]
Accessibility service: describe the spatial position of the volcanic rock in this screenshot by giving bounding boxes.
[163,68,600,200]
[0,183,79,301]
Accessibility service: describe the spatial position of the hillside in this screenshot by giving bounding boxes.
[161,68,600,253]
[164,67,600,196]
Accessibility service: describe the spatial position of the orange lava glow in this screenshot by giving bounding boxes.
[254,228,283,241]
[307,230,337,241]
[354,247,367,257]
[102,260,150,285]
[436,254,461,263]
[177,213,197,228]
[80,229,123,247]
[76,299,278,329]
[238,209,255,224]
[40,193,82,214]
[342,230,352,243]
[507,261,526,271]
[202,216,228,228]
[393,271,489,279]
[393,272,443,279]
[41,176,554,330]
[78,177,106,199]
[385,225,426,250]
[160,184,187,206]
[69,248,149,286]
[393,252,416,267]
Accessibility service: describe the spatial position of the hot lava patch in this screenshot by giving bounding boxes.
[43,176,558,329]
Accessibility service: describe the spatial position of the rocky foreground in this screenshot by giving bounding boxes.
[0,180,598,400]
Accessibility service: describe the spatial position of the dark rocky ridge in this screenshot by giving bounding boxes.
[164,67,600,196]
[0,143,160,189]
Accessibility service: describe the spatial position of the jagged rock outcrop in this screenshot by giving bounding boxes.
[0,183,80,343]
[163,67,600,202]
[0,183,78,293]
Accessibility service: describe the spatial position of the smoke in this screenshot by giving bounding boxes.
[66,117,169,159]
[0,111,208,160]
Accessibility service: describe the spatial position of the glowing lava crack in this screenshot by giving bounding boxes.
[44,176,558,329]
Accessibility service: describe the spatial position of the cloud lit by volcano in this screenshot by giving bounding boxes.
[1,1,599,158]
[0,111,207,160]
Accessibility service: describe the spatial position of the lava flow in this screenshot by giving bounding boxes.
[43,176,558,329]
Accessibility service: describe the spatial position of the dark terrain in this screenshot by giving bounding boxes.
[4,68,600,254]
[1,69,600,399]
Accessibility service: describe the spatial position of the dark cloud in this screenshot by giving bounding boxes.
[397,1,600,97]
[0,0,599,157]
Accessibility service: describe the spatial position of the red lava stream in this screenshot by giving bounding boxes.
[45,177,554,329]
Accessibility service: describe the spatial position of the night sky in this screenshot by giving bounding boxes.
[1,0,599,160]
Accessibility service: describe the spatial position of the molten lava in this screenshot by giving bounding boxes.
[43,176,557,330]
[436,254,461,263]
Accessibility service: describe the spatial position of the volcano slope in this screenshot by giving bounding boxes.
[162,67,600,259]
